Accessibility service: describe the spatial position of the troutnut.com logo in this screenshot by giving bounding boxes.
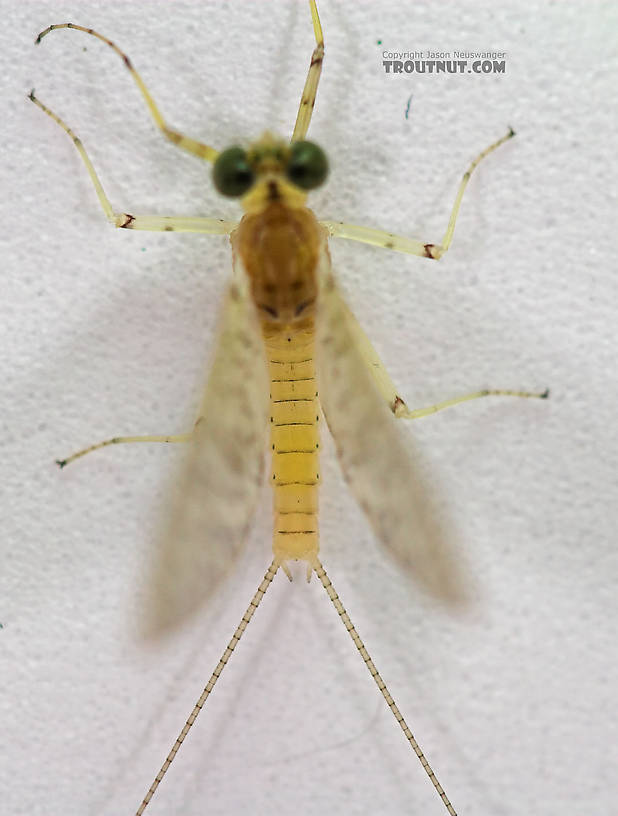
[382,50,507,74]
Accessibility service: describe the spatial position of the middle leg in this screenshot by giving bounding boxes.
[321,129,515,259]
[28,91,237,234]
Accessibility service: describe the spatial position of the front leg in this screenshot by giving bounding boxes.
[35,24,219,162]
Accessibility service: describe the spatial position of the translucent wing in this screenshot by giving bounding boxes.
[316,257,468,605]
[143,263,270,637]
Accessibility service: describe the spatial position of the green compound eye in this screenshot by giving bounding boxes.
[286,140,328,190]
[212,146,255,197]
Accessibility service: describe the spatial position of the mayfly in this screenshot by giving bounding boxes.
[29,2,547,814]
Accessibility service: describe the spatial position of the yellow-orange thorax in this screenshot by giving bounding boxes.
[236,201,321,325]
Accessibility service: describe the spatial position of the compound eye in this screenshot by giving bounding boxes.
[286,140,328,190]
[213,146,254,197]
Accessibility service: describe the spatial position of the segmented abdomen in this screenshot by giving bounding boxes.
[264,324,320,567]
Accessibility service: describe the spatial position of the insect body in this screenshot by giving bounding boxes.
[30,3,547,814]
[236,146,323,579]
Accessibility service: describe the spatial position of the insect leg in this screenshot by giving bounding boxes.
[35,24,218,161]
[28,91,237,234]
[314,559,457,816]
[135,562,279,816]
[340,295,548,418]
[321,128,515,259]
[291,0,325,142]
[55,433,193,469]
[393,388,549,421]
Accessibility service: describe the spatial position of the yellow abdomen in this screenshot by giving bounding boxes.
[263,322,320,570]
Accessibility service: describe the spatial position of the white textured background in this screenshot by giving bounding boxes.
[2,2,616,815]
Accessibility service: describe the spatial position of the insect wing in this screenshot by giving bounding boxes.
[316,260,467,605]
[143,269,270,637]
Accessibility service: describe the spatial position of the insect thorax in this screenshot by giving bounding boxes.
[236,202,323,325]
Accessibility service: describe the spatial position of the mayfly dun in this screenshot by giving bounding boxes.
[29,2,547,814]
